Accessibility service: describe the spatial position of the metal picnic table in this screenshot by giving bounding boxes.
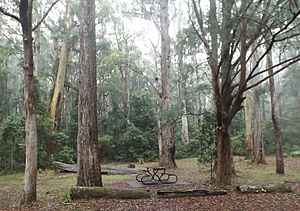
[136,166,178,185]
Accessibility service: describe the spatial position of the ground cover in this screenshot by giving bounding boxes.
[0,156,299,210]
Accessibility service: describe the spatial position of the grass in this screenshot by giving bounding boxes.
[0,172,24,191]
[233,156,300,185]
[0,156,299,209]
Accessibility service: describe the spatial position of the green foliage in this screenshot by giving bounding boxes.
[283,144,300,155]
[290,151,300,157]
[176,139,201,159]
[99,135,116,161]
[0,114,74,173]
[197,111,216,166]
[0,116,25,172]
[232,132,246,156]
[129,92,156,130]
[100,91,158,162]
[231,110,246,156]
[61,191,73,202]
[117,126,157,162]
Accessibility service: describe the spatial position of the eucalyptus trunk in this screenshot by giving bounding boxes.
[244,92,253,159]
[252,90,266,164]
[267,51,284,174]
[159,0,176,168]
[177,40,189,145]
[77,0,102,186]
[49,0,70,131]
[20,0,38,204]
[216,126,233,184]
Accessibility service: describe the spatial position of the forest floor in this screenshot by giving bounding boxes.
[0,156,300,210]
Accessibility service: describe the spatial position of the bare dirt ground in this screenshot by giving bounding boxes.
[0,156,300,211]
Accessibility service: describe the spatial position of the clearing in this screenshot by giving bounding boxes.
[0,156,299,210]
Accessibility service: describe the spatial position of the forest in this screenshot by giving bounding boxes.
[0,0,300,209]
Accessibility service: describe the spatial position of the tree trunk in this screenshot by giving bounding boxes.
[49,41,69,131]
[49,0,70,131]
[20,0,38,204]
[159,0,176,168]
[77,0,102,186]
[245,42,266,163]
[267,51,284,174]
[177,40,189,145]
[244,91,253,159]
[252,90,266,164]
[216,126,233,185]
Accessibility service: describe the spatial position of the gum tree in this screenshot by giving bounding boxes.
[0,0,60,204]
[190,0,300,184]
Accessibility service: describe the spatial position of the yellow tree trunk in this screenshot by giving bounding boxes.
[48,0,70,131]
[49,42,69,131]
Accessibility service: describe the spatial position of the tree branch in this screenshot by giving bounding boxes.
[0,7,21,23]
[246,56,300,91]
[32,0,61,31]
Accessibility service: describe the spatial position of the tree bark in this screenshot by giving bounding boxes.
[267,51,284,174]
[252,90,266,164]
[216,127,233,185]
[159,0,176,168]
[177,39,189,145]
[19,0,38,204]
[77,0,102,186]
[49,0,70,131]
[244,92,254,159]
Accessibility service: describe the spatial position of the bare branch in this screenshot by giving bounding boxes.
[246,9,300,83]
[0,7,21,23]
[190,0,210,51]
[246,56,300,91]
[32,0,61,31]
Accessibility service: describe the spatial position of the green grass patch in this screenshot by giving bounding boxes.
[0,172,23,191]
[291,151,300,157]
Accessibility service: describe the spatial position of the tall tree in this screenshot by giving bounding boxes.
[159,0,176,168]
[177,34,189,145]
[0,0,59,204]
[19,0,37,203]
[77,0,102,186]
[267,50,284,174]
[191,0,300,184]
[49,0,71,131]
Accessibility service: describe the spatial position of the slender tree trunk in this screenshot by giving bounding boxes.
[20,0,38,204]
[244,92,254,159]
[77,0,102,186]
[120,65,130,127]
[177,40,189,145]
[49,41,69,131]
[49,0,70,131]
[159,0,176,168]
[267,51,284,174]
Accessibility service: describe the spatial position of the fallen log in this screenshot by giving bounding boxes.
[237,184,293,194]
[157,189,227,198]
[53,161,77,172]
[70,186,151,200]
[52,161,143,175]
